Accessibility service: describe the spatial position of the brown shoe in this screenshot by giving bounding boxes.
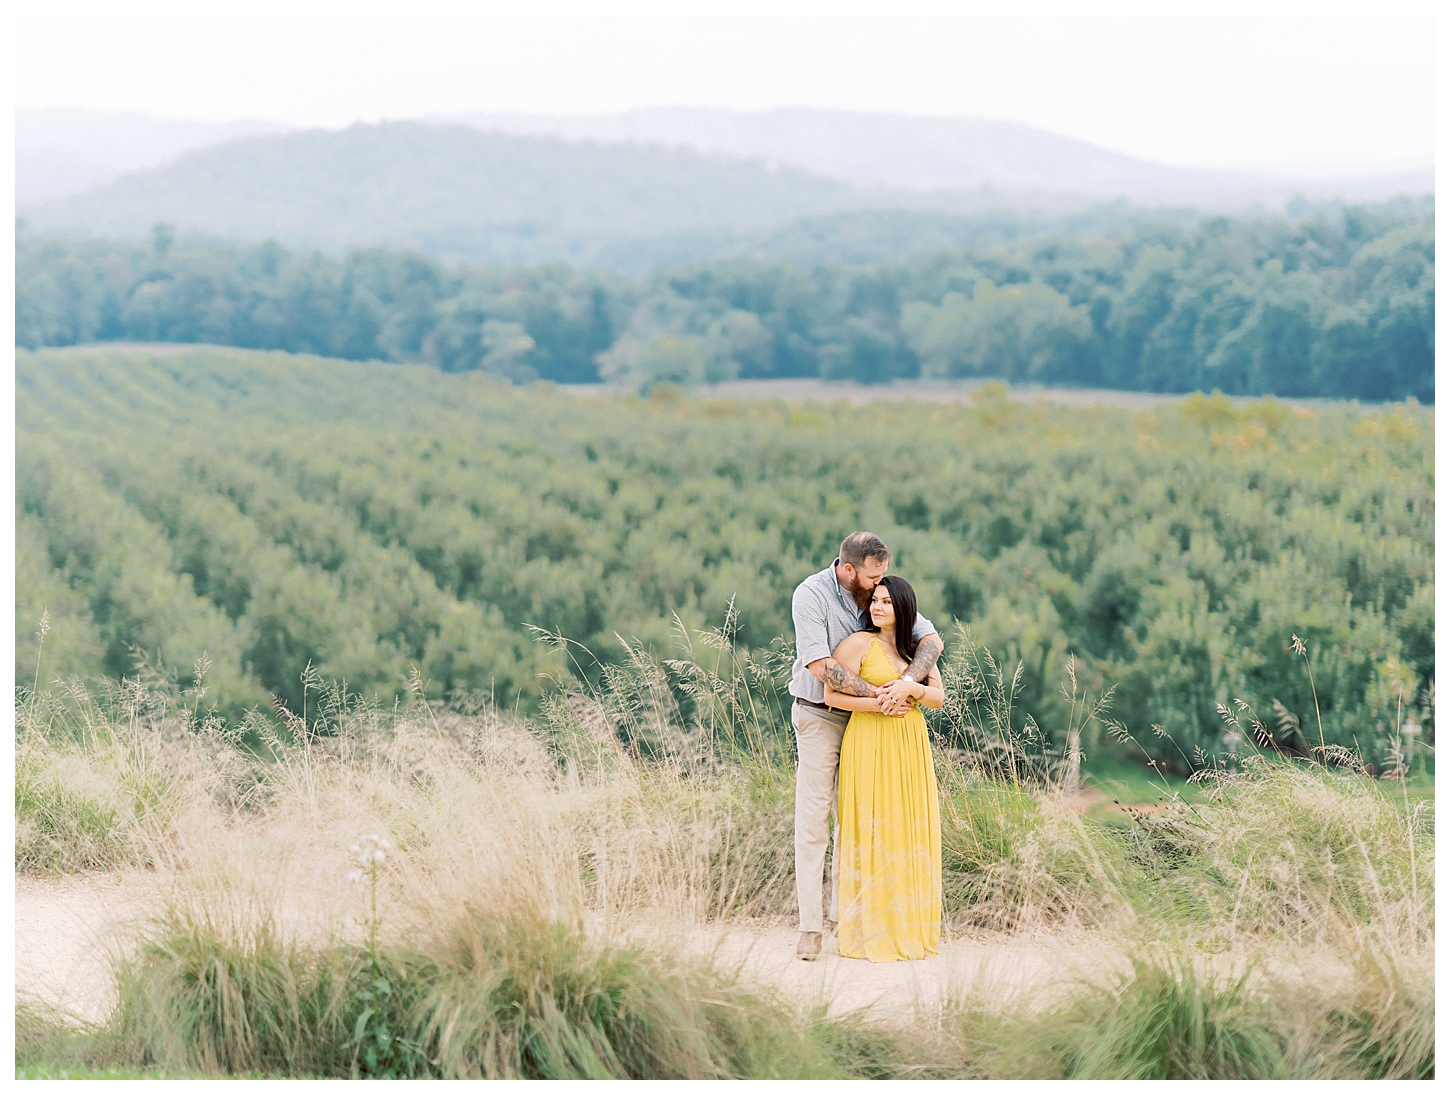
[796,931,823,961]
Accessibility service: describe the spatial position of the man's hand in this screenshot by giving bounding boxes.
[878,635,943,715]
[876,678,920,715]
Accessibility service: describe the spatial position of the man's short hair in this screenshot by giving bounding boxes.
[840,532,890,568]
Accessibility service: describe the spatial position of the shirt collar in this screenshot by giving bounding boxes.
[830,559,863,614]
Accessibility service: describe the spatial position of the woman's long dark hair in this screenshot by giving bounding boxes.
[871,575,920,668]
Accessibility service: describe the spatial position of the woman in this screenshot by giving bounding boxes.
[824,575,944,962]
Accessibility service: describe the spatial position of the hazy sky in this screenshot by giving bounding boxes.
[15,0,1436,174]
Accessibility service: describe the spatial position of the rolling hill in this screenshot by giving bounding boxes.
[23,107,1432,215]
[19,112,1429,273]
[16,107,287,201]
[18,121,925,267]
[448,106,1434,201]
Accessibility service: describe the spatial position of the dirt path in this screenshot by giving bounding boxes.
[15,875,1119,1025]
[15,874,153,1024]
[686,924,1121,1016]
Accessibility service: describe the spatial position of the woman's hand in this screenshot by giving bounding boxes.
[874,677,941,714]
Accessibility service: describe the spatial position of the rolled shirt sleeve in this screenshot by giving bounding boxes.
[792,584,833,666]
[912,613,937,641]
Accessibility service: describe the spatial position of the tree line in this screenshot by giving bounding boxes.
[17,198,1433,400]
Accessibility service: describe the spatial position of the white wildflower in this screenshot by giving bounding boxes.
[346,869,364,883]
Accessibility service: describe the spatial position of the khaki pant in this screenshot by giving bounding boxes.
[792,700,850,932]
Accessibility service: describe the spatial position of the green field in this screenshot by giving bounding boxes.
[16,344,1433,770]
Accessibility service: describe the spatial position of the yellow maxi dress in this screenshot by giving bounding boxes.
[836,638,942,962]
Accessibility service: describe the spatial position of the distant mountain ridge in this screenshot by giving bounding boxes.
[18,121,890,266]
[19,106,1432,213]
[27,120,1171,271]
[16,108,287,201]
[444,106,1433,200]
[16,111,1432,274]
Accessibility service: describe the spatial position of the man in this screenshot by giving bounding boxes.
[788,531,944,960]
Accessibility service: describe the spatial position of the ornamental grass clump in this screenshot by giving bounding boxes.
[1302,929,1435,1080]
[1182,759,1432,937]
[1018,952,1286,1079]
[15,664,252,873]
[104,879,909,1078]
[937,771,1130,932]
[941,929,1434,1081]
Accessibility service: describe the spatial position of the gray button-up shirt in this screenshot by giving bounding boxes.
[789,560,936,703]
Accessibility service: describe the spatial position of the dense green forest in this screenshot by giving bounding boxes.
[16,346,1432,770]
[18,199,1432,399]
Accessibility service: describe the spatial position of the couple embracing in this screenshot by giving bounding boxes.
[789,532,945,963]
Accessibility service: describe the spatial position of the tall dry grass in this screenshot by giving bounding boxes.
[14,617,1434,1078]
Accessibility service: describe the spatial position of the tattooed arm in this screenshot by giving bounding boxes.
[820,632,882,711]
[810,655,878,698]
[904,632,944,685]
[794,579,878,702]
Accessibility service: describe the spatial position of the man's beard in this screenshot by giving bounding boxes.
[844,575,874,611]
